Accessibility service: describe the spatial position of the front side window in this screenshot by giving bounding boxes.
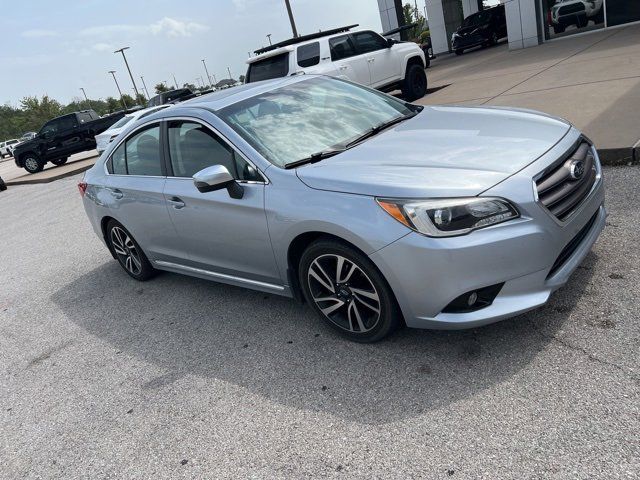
[167,120,261,181]
[297,42,320,67]
[41,119,61,136]
[352,31,388,54]
[218,77,415,168]
[246,53,289,83]
[329,35,356,60]
[108,125,162,176]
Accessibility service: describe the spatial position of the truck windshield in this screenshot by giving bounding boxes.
[218,77,416,167]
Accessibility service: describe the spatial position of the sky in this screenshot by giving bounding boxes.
[1,0,390,106]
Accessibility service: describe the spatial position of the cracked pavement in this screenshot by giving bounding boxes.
[0,167,638,479]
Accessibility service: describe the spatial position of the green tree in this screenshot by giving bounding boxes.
[121,94,136,108]
[402,3,427,41]
[105,96,123,112]
[155,83,170,94]
[238,74,246,83]
[135,93,147,106]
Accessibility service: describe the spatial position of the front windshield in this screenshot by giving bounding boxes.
[462,11,491,27]
[217,77,415,167]
[109,115,133,130]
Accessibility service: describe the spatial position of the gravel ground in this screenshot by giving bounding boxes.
[0,168,638,479]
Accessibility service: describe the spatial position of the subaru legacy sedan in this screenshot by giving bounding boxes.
[80,75,605,342]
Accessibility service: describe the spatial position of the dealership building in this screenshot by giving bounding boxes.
[378,0,640,54]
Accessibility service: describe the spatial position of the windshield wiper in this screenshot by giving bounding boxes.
[343,111,418,149]
[284,147,345,169]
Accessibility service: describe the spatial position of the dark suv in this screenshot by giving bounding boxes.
[452,5,507,55]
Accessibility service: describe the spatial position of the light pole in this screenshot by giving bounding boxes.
[172,74,179,89]
[227,67,232,80]
[108,70,127,109]
[79,88,90,109]
[266,33,272,45]
[284,0,298,38]
[140,76,150,100]
[114,47,140,100]
[201,59,213,89]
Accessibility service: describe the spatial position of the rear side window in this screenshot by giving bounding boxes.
[297,42,320,67]
[329,35,357,61]
[246,52,290,83]
[108,124,162,176]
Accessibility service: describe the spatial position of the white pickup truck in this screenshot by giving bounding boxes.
[245,25,428,101]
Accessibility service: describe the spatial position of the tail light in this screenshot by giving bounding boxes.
[78,181,87,197]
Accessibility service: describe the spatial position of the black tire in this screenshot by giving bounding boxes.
[299,239,402,343]
[400,63,428,101]
[488,32,498,46]
[22,155,44,174]
[51,157,68,166]
[553,24,565,34]
[0,176,6,191]
[455,49,464,55]
[106,219,157,281]
[593,8,604,24]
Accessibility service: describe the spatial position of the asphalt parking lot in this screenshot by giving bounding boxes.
[0,167,638,479]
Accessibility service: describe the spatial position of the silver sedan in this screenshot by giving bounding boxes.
[79,75,605,342]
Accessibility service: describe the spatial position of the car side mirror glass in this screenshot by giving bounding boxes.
[193,164,244,199]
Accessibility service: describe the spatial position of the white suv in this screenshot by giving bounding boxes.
[0,139,20,159]
[245,25,428,101]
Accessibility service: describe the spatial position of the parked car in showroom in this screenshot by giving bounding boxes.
[452,4,507,55]
[13,109,124,173]
[550,0,604,34]
[245,24,428,100]
[0,139,20,158]
[95,105,171,154]
[80,75,605,343]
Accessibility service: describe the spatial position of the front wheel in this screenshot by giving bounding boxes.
[23,155,44,174]
[553,24,566,34]
[299,239,401,343]
[400,63,428,101]
[51,157,68,166]
[106,220,157,281]
[455,49,464,55]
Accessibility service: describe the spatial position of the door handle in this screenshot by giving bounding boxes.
[109,188,123,199]
[367,58,374,63]
[167,196,185,209]
[339,65,348,71]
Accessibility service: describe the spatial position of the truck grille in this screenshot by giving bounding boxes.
[535,141,598,222]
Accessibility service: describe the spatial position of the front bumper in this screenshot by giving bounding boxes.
[370,130,605,330]
[452,33,487,50]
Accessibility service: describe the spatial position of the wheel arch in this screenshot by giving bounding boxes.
[15,150,38,167]
[100,216,118,259]
[402,54,425,79]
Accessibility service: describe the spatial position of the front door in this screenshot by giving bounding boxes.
[328,34,370,85]
[352,31,395,87]
[162,119,280,286]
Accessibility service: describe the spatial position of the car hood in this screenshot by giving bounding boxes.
[296,106,571,198]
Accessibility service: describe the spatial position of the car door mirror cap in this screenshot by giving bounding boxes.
[193,165,244,199]
[386,38,396,48]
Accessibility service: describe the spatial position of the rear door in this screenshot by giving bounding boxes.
[328,34,370,85]
[105,122,181,263]
[162,119,281,287]
[352,31,395,87]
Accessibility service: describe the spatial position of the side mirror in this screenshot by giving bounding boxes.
[193,165,244,199]
[386,38,396,48]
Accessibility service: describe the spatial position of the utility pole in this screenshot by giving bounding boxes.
[227,67,232,80]
[114,47,140,100]
[79,88,90,109]
[284,0,298,38]
[140,76,150,100]
[266,33,272,45]
[172,74,179,89]
[201,59,212,88]
[108,70,127,109]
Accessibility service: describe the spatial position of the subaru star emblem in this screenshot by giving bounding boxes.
[569,160,585,180]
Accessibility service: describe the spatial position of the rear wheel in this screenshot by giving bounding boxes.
[553,24,566,34]
[455,49,464,55]
[23,155,44,174]
[106,220,157,281]
[299,239,401,343]
[400,63,428,101]
[51,157,68,166]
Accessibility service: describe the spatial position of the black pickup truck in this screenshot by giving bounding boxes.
[13,110,124,173]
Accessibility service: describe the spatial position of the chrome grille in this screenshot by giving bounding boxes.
[536,141,598,222]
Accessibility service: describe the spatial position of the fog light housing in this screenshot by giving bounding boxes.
[442,283,505,314]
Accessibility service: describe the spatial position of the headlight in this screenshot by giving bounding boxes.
[377,197,519,237]
[451,33,459,41]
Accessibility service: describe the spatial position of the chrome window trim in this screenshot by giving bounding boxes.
[163,115,269,184]
[153,260,284,291]
[532,138,603,227]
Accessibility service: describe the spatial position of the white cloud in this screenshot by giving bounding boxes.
[21,29,59,38]
[92,43,113,52]
[79,17,209,38]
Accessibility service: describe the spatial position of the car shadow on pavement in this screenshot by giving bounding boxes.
[51,253,596,426]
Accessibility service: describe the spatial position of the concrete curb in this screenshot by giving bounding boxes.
[6,161,95,186]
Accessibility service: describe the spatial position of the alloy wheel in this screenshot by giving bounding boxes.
[110,226,142,276]
[307,254,381,333]
[24,157,39,172]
